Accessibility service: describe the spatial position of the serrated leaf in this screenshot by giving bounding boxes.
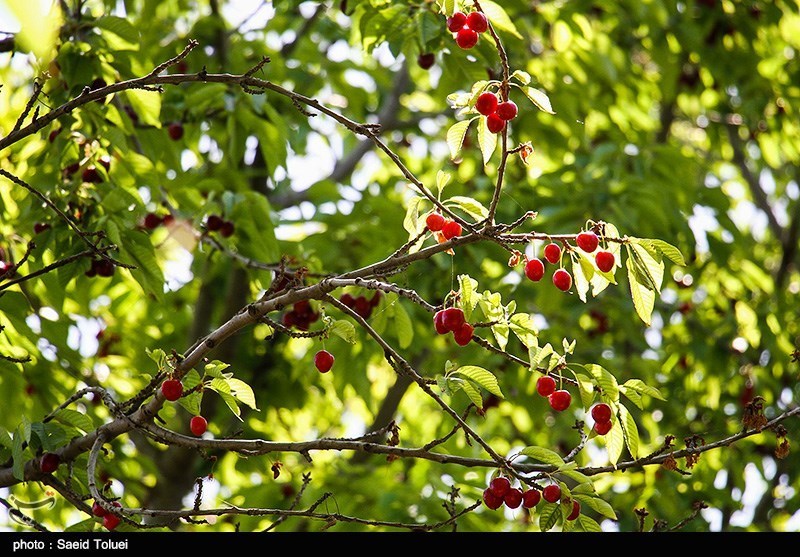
[436,170,452,196]
[637,238,686,266]
[583,364,619,401]
[509,313,538,348]
[510,70,531,85]
[447,196,489,221]
[605,419,624,466]
[206,379,241,421]
[228,378,259,411]
[330,320,357,344]
[145,348,167,367]
[403,196,423,238]
[561,469,593,485]
[519,446,565,466]
[620,387,643,409]
[629,242,664,292]
[575,515,603,532]
[453,366,504,397]
[539,502,561,531]
[479,0,523,39]
[120,230,164,301]
[575,373,596,410]
[477,114,498,165]
[574,494,618,520]
[439,0,456,17]
[53,409,94,433]
[532,343,553,369]
[621,379,666,401]
[126,89,162,128]
[393,301,414,349]
[447,119,474,160]
[562,338,576,354]
[457,274,480,321]
[94,15,139,44]
[572,255,590,302]
[417,10,441,49]
[177,370,202,415]
[204,361,230,378]
[458,379,484,408]
[626,255,655,326]
[619,404,640,459]
[519,86,555,114]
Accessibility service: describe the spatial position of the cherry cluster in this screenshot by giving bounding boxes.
[205,214,235,238]
[447,10,489,50]
[590,402,613,435]
[425,212,462,240]
[536,375,572,412]
[340,291,382,319]
[92,500,122,531]
[524,232,617,293]
[142,212,174,230]
[476,91,518,134]
[281,300,321,331]
[433,307,474,346]
[482,477,581,521]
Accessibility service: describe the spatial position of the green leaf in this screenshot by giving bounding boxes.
[94,15,139,44]
[619,403,640,459]
[572,254,590,302]
[446,196,489,221]
[519,86,555,114]
[561,468,593,485]
[228,378,259,411]
[204,361,230,378]
[402,196,423,238]
[477,114,498,165]
[636,238,686,266]
[575,373,596,410]
[446,119,474,160]
[539,502,561,531]
[479,0,523,39]
[330,320,357,344]
[439,0,456,17]
[510,70,531,85]
[228,192,280,263]
[626,254,656,326]
[417,10,441,49]
[605,419,624,466]
[574,494,618,520]
[575,515,603,532]
[628,242,664,292]
[436,170,452,196]
[620,379,666,402]
[125,89,162,128]
[393,301,414,349]
[583,364,619,401]
[458,379,484,408]
[452,366,504,397]
[532,343,554,369]
[509,313,538,348]
[457,274,480,321]
[119,229,165,301]
[206,378,242,421]
[52,409,94,433]
[519,446,565,466]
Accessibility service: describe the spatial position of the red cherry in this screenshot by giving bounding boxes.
[504,487,523,509]
[94,259,115,278]
[447,11,468,32]
[455,27,479,49]
[486,113,505,134]
[340,293,356,307]
[161,379,183,402]
[542,484,561,503]
[453,322,474,346]
[591,403,612,423]
[426,213,445,232]
[206,215,224,231]
[441,219,462,240]
[489,476,511,497]
[576,231,599,253]
[548,389,572,411]
[143,212,163,230]
[417,53,435,70]
[314,350,335,373]
[33,222,50,234]
[433,310,449,335]
[536,375,556,397]
[595,250,615,273]
[567,500,581,521]
[543,243,561,264]
[82,166,102,183]
[525,258,545,282]
[482,488,503,510]
[553,269,572,292]
[190,416,208,436]
[441,308,465,332]
[219,220,235,238]
[103,513,121,531]
[496,101,518,121]
[40,452,60,474]
[168,122,184,141]
[594,420,612,435]
[91,501,108,517]
[522,489,541,508]
[475,92,498,116]
[466,11,489,33]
